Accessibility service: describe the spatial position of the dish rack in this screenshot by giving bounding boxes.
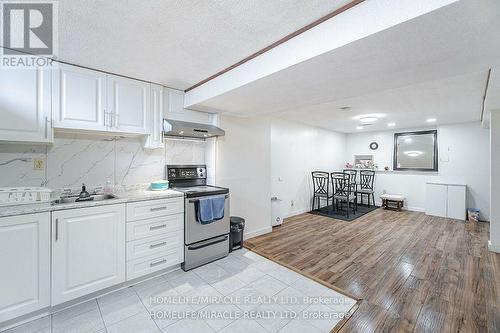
[0,187,52,207]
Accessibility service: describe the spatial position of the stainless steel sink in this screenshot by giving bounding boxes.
[51,194,117,205]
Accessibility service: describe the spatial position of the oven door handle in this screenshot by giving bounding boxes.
[188,235,229,250]
[189,195,229,203]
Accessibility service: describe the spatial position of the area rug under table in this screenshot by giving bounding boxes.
[309,204,379,221]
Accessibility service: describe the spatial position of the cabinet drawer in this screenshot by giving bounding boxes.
[126,214,183,241]
[126,248,183,281]
[126,231,183,261]
[126,198,183,222]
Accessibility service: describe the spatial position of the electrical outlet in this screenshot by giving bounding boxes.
[33,158,44,170]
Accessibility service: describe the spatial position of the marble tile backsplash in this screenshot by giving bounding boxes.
[165,139,206,165]
[0,144,46,187]
[46,134,115,188]
[116,138,165,186]
[0,135,209,190]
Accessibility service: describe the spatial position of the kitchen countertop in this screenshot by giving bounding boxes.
[0,189,184,218]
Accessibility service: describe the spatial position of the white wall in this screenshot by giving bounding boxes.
[216,115,272,238]
[490,111,500,253]
[345,122,490,219]
[270,119,346,217]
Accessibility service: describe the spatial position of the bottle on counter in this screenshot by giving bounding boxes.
[104,180,114,195]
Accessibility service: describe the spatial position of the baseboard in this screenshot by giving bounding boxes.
[407,206,425,212]
[488,240,500,253]
[244,226,272,239]
[283,207,310,219]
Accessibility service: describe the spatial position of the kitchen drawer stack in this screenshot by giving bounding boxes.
[126,197,184,280]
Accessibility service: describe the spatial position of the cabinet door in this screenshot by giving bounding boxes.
[107,76,150,134]
[144,84,164,149]
[425,183,447,218]
[52,64,107,131]
[0,67,52,143]
[447,185,466,220]
[52,204,125,305]
[0,213,50,322]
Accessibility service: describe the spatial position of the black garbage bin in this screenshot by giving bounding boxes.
[229,216,245,252]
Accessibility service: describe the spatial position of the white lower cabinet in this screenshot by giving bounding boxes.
[1,197,184,325]
[0,213,50,323]
[125,198,184,280]
[425,182,467,220]
[51,204,126,305]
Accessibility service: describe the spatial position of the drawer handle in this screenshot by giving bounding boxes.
[150,206,167,212]
[150,241,167,249]
[150,224,167,231]
[150,259,167,267]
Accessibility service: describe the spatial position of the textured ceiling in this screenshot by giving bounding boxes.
[57,0,352,89]
[191,0,500,132]
[277,71,488,133]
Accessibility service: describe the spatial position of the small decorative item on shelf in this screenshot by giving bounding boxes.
[384,166,390,171]
[345,162,353,168]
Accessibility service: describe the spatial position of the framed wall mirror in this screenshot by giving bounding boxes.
[393,130,438,171]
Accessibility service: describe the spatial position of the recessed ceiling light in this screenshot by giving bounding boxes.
[356,126,364,130]
[359,117,378,124]
[387,122,396,127]
[404,138,413,143]
[426,118,437,123]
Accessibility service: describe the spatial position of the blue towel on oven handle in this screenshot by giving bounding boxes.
[196,197,225,225]
[197,198,214,224]
[211,196,225,221]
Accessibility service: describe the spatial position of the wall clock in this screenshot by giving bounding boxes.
[370,142,379,150]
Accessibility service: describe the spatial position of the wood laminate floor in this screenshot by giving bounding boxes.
[244,209,500,333]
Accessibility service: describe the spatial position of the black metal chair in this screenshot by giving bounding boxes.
[357,170,375,207]
[311,171,332,211]
[331,172,357,217]
[343,169,358,200]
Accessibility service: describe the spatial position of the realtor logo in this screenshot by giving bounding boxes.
[1,1,57,67]
[2,2,53,54]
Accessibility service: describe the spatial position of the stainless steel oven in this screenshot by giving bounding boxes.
[167,164,230,271]
[185,194,230,244]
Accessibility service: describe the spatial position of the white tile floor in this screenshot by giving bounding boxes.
[2,249,356,333]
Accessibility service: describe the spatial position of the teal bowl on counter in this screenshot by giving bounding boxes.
[150,180,169,191]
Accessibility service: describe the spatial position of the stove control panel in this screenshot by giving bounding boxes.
[167,165,206,180]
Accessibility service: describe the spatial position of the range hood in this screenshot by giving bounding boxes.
[163,119,225,139]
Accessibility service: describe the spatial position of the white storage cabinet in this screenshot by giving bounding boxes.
[425,182,466,220]
[0,67,52,143]
[51,204,126,305]
[125,197,184,280]
[0,213,50,322]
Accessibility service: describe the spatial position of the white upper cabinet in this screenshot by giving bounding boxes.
[52,64,107,131]
[0,67,52,143]
[0,213,50,323]
[107,75,150,134]
[144,84,164,149]
[2,63,165,141]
